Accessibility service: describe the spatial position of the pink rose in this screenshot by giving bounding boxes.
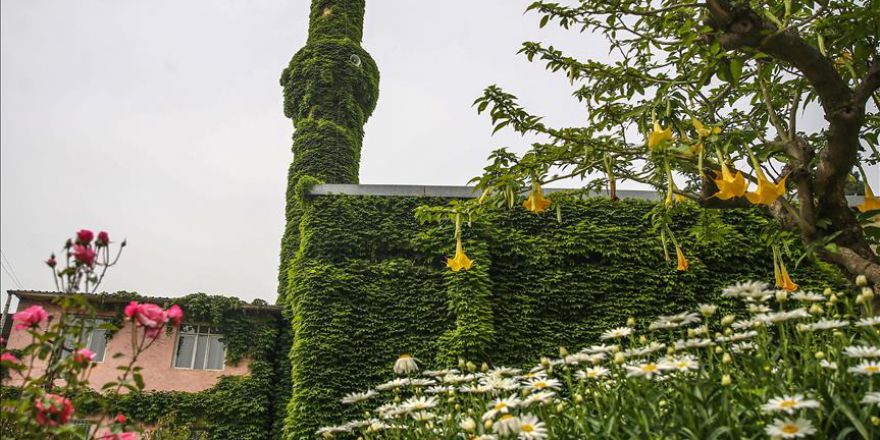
[166,304,184,327]
[97,231,110,246]
[76,229,94,244]
[73,348,95,364]
[1,352,20,365]
[98,432,138,440]
[115,413,126,424]
[124,302,169,338]
[72,245,97,267]
[13,305,48,330]
[34,393,74,426]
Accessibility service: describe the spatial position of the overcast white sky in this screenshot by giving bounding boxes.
[1,1,877,306]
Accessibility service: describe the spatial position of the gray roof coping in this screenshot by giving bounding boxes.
[306,183,865,205]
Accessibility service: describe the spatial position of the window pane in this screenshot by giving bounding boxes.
[89,329,107,362]
[206,336,225,370]
[174,335,196,368]
[193,335,208,370]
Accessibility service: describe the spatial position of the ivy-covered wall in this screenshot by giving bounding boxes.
[282,192,845,438]
[277,0,380,302]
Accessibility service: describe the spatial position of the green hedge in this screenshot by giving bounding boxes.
[282,193,845,439]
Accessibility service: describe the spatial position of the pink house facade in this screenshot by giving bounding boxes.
[1,290,279,393]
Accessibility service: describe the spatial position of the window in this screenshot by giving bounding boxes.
[63,317,110,362]
[173,325,225,370]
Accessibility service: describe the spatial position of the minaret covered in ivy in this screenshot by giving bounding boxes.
[277,0,379,302]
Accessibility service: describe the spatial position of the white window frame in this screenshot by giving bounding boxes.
[63,317,110,363]
[171,325,226,371]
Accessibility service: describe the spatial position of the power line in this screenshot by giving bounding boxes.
[0,251,24,288]
[0,259,23,289]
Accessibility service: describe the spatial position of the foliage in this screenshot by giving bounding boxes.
[323,279,880,439]
[143,413,207,440]
[277,0,381,302]
[466,0,879,286]
[282,193,844,438]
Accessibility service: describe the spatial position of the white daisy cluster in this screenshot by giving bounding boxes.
[317,280,879,439]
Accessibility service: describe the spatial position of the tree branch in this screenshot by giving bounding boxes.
[854,57,880,106]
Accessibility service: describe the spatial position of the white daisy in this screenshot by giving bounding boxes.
[576,366,610,380]
[409,411,434,421]
[856,316,880,327]
[393,354,419,375]
[441,373,477,384]
[482,395,520,421]
[843,345,880,358]
[425,385,453,394]
[493,414,521,436]
[722,281,771,299]
[423,368,459,377]
[600,326,634,340]
[755,308,810,324]
[660,355,699,372]
[732,319,763,330]
[316,425,350,437]
[716,330,758,343]
[488,367,521,377]
[764,417,816,438]
[747,304,772,314]
[376,378,410,391]
[341,390,376,404]
[564,352,605,365]
[581,344,619,354]
[698,304,718,316]
[625,361,666,379]
[402,396,438,413]
[673,338,712,350]
[798,319,849,332]
[408,378,436,387]
[861,392,880,407]
[523,377,561,393]
[848,360,880,375]
[623,342,667,359]
[790,291,825,302]
[762,394,821,414]
[730,342,755,353]
[650,312,701,330]
[521,391,555,407]
[517,414,547,440]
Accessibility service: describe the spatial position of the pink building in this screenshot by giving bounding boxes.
[2,290,280,393]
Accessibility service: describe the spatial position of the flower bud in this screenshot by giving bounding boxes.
[613,352,626,364]
[829,293,838,304]
[574,394,584,403]
[466,361,476,372]
[775,290,788,303]
[556,402,565,413]
[458,358,466,369]
[856,275,868,287]
[484,420,493,430]
[46,254,57,268]
[856,293,865,304]
[823,287,833,296]
[687,329,696,338]
[540,357,551,369]
[721,315,735,326]
[721,374,732,386]
[460,417,476,431]
[638,335,648,345]
[715,346,723,354]
[723,328,733,336]
[862,287,875,301]
[814,351,824,359]
[872,416,880,427]
[558,347,569,358]
[809,304,823,315]
[667,346,675,355]
[480,362,488,373]
[722,353,732,364]
[626,317,636,326]
[96,231,110,246]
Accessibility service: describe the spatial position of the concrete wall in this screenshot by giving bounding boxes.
[3,298,250,393]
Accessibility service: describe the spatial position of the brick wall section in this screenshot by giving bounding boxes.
[3,299,250,393]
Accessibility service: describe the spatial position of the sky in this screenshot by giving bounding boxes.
[1,0,877,306]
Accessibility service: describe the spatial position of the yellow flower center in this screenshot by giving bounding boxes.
[499,415,514,422]
[782,424,800,434]
[522,424,535,433]
[642,363,658,373]
[533,382,547,389]
[494,402,507,411]
[866,366,879,373]
[779,400,797,409]
[587,371,598,378]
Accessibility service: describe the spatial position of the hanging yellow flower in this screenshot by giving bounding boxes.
[857,182,880,213]
[647,122,674,149]
[675,242,689,271]
[523,181,551,214]
[745,167,787,206]
[773,249,798,292]
[712,161,747,200]
[447,237,473,272]
[691,118,721,139]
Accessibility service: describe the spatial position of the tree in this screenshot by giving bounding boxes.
[468,0,879,290]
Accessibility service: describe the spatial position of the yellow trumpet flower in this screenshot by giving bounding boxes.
[675,243,689,272]
[745,168,787,206]
[712,162,747,200]
[647,122,674,149]
[447,238,473,272]
[692,118,721,139]
[857,182,880,213]
[774,256,798,292]
[523,182,551,214]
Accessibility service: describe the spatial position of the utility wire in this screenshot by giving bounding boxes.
[0,251,24,289]
[0,259,23,289]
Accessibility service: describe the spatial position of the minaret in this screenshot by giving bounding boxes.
[277,0,379,302]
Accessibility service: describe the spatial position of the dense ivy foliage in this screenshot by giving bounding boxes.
[277,0,380,302]
[282,193,845,438]
[17,292,292,440]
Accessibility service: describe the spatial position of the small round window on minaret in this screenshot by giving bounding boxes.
[349,54,362,67]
